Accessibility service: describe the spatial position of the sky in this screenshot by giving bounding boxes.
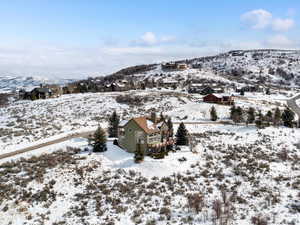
[0,0,299,79]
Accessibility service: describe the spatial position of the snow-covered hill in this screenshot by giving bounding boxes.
[0,75,75,93]
[103,49,300,89]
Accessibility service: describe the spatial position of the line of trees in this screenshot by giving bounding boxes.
[229,106,295,128]
[209,105,296,128]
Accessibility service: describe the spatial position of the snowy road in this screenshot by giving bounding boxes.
[287,93,300,119]
[0,131,93,160]
[0,121,235,160]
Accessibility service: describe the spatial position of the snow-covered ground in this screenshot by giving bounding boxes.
[0,90,290,153]
[0,124,299,225]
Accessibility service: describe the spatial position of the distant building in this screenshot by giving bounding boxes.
[203,94,234,105]
[30,87,53,99]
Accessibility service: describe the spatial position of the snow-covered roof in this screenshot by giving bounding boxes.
[119,120,128,127]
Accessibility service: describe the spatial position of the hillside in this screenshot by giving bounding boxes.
[0,75,76,93]
[94,49,300,90]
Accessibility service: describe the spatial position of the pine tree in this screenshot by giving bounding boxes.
[281,107,295,128]
[134,141,144,163]
[108,111,120,137]
[273,107,281,126]
[232,106,243,123]
[150,112,157,123]
[265,110,273,123]
[240,89,245,96]
[230,105,236,120]
[255,111,264,129]
[167,117,174,137]
[89,126,107,152]
[247,107,255,124]
[210,106,218,121]
[160,112,165,122]
[176,122,189,146]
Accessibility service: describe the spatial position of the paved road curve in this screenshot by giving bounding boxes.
[0,131,94,160]
[287,94,300,119]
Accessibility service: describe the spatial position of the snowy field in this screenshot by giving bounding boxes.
[0,90,290,153]
[0,123,299,225]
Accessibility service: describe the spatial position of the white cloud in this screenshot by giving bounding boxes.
[272,18,294,31]
[265,34,295,48]
[241,9,272,29]
[132,32,176,46]
[141,32,157,45]
[241,9,295,32]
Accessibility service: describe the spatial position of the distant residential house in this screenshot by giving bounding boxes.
[30,87,53,99]
[203,94,234,105]
[162,62,188,71]
[200,86,215,95]
[237,85,264,93]
[45,84,63,97]
[188,83,203,93]
[118,116,173,155]
[177,63,188,70]
[162,62,177,70]
[160,79,178,89]
[63,83,80,94]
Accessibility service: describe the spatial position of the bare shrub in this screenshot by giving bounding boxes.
[187,192,205,213]
[251,215,268,225]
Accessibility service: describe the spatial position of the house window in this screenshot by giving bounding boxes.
[119,128,125,136]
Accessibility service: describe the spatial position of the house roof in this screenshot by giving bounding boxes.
[32,87,52,93]
[204,93,223,98]
[119,120,128,127]
[133,117,160,134]
[119,117,158,134]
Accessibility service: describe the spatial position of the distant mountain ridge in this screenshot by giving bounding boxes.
[0,75,76,93]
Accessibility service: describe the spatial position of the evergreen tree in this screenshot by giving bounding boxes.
[246,107,255,125]
[229,105,236,120]
[167,117,174,137]
[210,106,218,121]
[266,88,270,95]
[255,111,264,129]
[176,122,189,146]
[150,112,157,123]
[281,107,295,128]
[240,89,245,96]
[108,111,120,137]
[134,141,144,163]
[265,110,273,123]
[89,126,107,152]
[232,106,243,123]
[160,112,165,122]
[273,107,281,126]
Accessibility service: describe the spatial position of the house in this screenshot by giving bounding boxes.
[203,94,234,105]
[162,62,188,70]
[30,87,53,99]
[188,83,203,93]
[63,83,80,94]
[160,79,178,89]
[162,62,177,70]
[177,63,188,70]
[200,86,215,95]
[118,116,174,155]
[45,84,63,97]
